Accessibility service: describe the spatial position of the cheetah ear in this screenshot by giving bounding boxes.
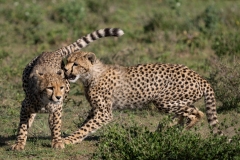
[57,70,65,78]
[86,52,96,64]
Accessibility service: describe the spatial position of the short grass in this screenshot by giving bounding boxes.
[0,0,240,159]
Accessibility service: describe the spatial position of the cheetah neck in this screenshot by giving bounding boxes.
[91,60,109,77]
[85,60,108,85]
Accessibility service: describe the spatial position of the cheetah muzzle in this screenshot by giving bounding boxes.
[67,74,78,83]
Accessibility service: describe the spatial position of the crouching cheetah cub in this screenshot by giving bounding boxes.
[64,51,221,144]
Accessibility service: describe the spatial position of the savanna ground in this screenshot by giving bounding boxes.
[0,0,240,159]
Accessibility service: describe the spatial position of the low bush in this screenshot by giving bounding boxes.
[194,5,220,35]
[50,0,86,27]
[92,119,240,160]
[208,57,240,112]
[212,33,240,57]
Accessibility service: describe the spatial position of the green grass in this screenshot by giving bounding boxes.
[0,0,240,159]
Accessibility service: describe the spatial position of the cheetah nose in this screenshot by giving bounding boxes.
[56,96,62,100]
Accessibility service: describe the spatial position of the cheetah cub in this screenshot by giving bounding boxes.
[64,51,221,144]
[11,28,124,150]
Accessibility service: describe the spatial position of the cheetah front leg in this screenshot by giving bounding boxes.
[48,105,65,149]
[64,104,113,145]
[11,104,36,150]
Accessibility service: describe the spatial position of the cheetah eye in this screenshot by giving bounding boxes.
[60,86,64,90]
[73,62,78,66]
[57,70,63,75]
[46,87,54,90]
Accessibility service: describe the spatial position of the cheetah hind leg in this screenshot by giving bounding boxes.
[185,107,205,130]
[171,106,204,130]
[170,114,185,127]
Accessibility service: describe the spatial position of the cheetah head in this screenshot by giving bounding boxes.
[34,70,66,104]
[64,51,96,83]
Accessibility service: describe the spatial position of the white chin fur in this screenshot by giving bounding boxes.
[69,75,80,83]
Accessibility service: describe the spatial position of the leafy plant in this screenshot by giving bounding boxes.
[3,2,42,26]
[0,50,9,60]
[208,57,240,112]
[93,119,240,160]
[212,32,240,57]
[50,0,86,27]
[194,5,220,35]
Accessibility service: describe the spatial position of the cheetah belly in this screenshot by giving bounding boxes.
[111,83,153,110]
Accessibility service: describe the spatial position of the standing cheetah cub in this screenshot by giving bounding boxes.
[11,28,124,150]
[64,51,221,144]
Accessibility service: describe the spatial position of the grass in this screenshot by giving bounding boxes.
[0,0,240,159]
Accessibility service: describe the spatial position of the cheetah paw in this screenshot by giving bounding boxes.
[52,141,65,149]
[11,143,25,151]
[63,138,73,145]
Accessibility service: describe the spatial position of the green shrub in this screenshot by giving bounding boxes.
[50,0,86,26]
[176,31,207,53]
[3,2,42,26]
[50,0,101,39]
[208,57,240,112]
[143,12,182,33]
[92,119,240,160]
[0,49,9,60]
[143,0,183,33]
[86,0,110,14]
[143,13,164,33]
[194,5,220,35]
[163,0,181,11]
[1,2,44,44]
[212,33,240,57]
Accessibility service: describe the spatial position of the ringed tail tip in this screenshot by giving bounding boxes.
[117,29,124,37]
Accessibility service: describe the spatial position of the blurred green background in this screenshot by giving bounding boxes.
[0,0,239,159]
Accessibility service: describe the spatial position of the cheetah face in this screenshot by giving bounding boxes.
[64,51,95,83]
[36,71,66,104]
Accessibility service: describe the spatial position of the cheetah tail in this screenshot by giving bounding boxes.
[55,28,124,58]
[203,83,223,135]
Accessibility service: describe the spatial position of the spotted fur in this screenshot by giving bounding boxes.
[11,28,124,150]
[63,51,222,145]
